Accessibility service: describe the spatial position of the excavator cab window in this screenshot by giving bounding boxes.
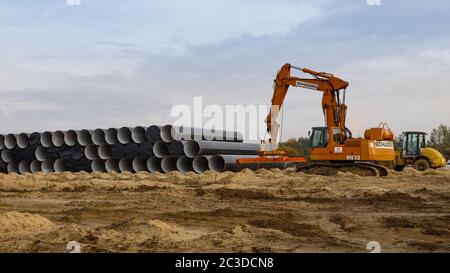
[310,127,329,148]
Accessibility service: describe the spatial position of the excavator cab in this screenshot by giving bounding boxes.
[395,131,447,171]
[309,127,329,148]
[310,127,347,148]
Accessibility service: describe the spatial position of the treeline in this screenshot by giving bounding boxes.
[279,137,310,158]
[428,124,450,160]
[279,124,450,160]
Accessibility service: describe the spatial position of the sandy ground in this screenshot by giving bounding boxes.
[0,167,449,253]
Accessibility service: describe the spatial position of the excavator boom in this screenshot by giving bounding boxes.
[265,63,349,147]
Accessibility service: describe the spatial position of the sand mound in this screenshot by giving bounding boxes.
[0,211,56,234]
[109,218,198,242]
[309,187,346,200]
[240,168,255,175]
[213,187,275,200]
[219,172,265,184]
[353,187,415,200]
[355,186,390,196]
[336,171,361,178]
[402,168,421,176]
[306,176,327,183]
[422,169,447,176]
[255,169,273,176]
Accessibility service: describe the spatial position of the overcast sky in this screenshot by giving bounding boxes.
[0,0,449,140]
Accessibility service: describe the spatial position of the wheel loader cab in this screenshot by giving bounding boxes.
[402,132,426,157]
[395,131,447,171]
[401,132,426,158]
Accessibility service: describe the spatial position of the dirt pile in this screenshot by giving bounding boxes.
[0,167,449,252]
[0,211,57,234]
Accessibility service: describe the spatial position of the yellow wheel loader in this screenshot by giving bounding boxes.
[394,131,447,171]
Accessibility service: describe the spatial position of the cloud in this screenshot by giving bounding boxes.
[0,0,449,139]
[93,41,139,48]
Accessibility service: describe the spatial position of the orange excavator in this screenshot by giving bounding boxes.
[240,63,396,176]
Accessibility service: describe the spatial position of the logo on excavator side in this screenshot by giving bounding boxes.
[296,81,319,90]
[374,141,394,149]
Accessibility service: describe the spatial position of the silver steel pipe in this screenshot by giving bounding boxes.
[1,149,14,163]
[17,133,30,148]
[53,159,66,173]
[105,128,119,145]
[98,144,112,160]
[118,157,134,172]
[184,140,259,158]
[176,156,194,173]
[84,144,99,160]
[161,156,178,173]
[64,130,78,146]
[132,157,148,172]
[132,126,147,144]
[118,127,132,144]
[40,131,53,148]
[77,129,92,146]
[193,156,211,173]
[147,156,162,173]
[91,159,106,172]
[208,155,256,172]
[92,129,107,145]
[42,159,55,173]
[7,162,19,173]
[5,134,17,149]
[18,160,31,174]
[105,159,120,172]
[153,141,168,158]
[52,130,65,147]
[30,160,42,173]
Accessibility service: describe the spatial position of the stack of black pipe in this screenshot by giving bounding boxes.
[0,125,270,174]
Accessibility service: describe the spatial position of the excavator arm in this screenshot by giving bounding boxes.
[265,63,350,147]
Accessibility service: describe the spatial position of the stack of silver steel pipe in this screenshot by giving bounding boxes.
[0,125,284,174]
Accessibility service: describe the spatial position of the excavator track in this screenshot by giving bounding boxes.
[297,162,389,177]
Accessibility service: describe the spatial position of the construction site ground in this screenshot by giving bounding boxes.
[0,167,449,253]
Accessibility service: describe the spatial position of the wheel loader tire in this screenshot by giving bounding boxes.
[394,165,405,172]
[413,159,430,171]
